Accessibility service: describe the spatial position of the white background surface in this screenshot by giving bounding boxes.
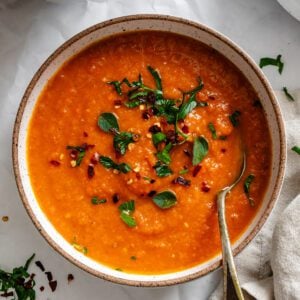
[0,0,299,299]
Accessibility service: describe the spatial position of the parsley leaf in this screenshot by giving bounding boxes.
[107,78,132,95]
[98,112,119,133]
[259,55,284,74]
[152,132,166,147]
[282,87,295,101]
[156,143,172,164]
[147,65,162,92]
[119,200,136,227]
[192,136,209,166]
[292,146,300,155]
[91,196,107,205]
[229,110,241,127]
[66,145,88,166]
[244,174,255,206]
[208,122,217,139]
[152,190,177,209]
[0,254,36,300]
[99,156,131,173]
[153,161,173,177]
[113,132,136,155]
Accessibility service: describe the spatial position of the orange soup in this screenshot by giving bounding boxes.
[27,31,271,274]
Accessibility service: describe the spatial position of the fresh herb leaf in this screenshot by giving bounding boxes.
[155,99,179,123]
[119,200,136,227]
[156,143,172,164]
[91,196,107,205]
[125,100,140,108]
[152,132,166,146]
[113,132,136,155]
[147,65,162,91]
[179,168,189,175]
[208,122,217,139]
[244,174,255,206]
[98,112,119,133]
[292,146,300,155]
[283,87,295,101]
[153,190,177,209]
[0,254,36,300]
[107,78,132,95]
[259,55,284,74]
[99,156,131,173]
[66,145,87,166]
[229,110,241,127]
[192,136,209,166]
[153,161,173,177]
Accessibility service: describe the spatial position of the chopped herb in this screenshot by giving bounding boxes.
[244,174,255,206]
[113,132,137,155]
[208,122,217,139]
[147,65,162,91]
[192,136,209,166]
[142,176,156,183]
[283,87,295,101]
[153,190,177,209]
[152,132,166,146]
[98,112,119,133]
[229,110,241,127]
[0,254,36,300]
[179,168,189,175]
[156,143,172,164]
[155,99,179,124]
[91,196,107,205]
[291,146,300,155]
[153,161,173,177]
[99,156,131,173]
[259,54,284,74]
[66,144,94,166]
[107,78,132,95]
[119,200,136,227]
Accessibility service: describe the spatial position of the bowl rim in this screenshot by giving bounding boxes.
[12,14,286,287]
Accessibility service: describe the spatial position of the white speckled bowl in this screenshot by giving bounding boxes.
[13,15,286,286]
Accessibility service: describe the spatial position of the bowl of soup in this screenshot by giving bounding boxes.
[13,15,285,286]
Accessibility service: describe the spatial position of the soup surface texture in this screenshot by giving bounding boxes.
[27,31,271,274]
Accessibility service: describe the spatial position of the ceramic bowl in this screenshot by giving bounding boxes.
[12,15,286,286]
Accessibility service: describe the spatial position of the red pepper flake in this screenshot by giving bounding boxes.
[181,125,189,134]
[142,111,150,120]
[208,95,216,100]
[90,152,100,165]
[35,261,45,272]
[135,172,141,180]
[172,176,191,186]
[45,271,53,282]
[69,150,78,159]
[148,125,161,133]
[50,160,60,166]
[114,99,122,107]
[49,280,57,292]
[67,273,74,284]
[83,131,88,137]
[192,165,202,177]
[221,148,227,153]
[112,193,120,204]
[150,179,156,184]
[183,149,191,157]
[40,286,45,292]
[201,182,210,192]
[87,164,95,179]
[2,216,9,222]
[1,291,14,297]
[147,190,157,197]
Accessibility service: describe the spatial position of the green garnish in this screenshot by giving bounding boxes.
[152,132,166,147]
[208,122,217,139]
[107,78,132,95]
[99,156,131,173]
[156,143,172,164]
[291,146,300,155]
[229,110,241,127]
[259,54,284,74]
[91,196,107,205]
[0,254,36,300]
[66,145,87,166]
[119,200,136,227]
[153,161,173,177]
[152,190,177,209]
[98,112,119,133]
[244,174,255,206]
[98,112,139,155]
[72,239,88,255]
[282,87,295,101]
[147,65,162,92]
[192,136,209,166]
[179,168,189,175]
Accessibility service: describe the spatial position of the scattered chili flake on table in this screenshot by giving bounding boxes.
[67,274,74,284]
[1,216,9,222]
[49,280,57,292]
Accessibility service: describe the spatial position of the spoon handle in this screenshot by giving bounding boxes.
[217,189,245,300]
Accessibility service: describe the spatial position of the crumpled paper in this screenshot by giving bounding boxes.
[0,1,299,299]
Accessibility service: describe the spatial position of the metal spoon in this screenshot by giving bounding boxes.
[217,153,246,300]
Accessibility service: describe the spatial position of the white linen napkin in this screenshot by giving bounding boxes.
[209,90,300,300]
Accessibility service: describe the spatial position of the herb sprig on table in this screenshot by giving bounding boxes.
[0,254,36,300]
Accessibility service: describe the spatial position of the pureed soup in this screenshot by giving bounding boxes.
[27,31,271,274]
